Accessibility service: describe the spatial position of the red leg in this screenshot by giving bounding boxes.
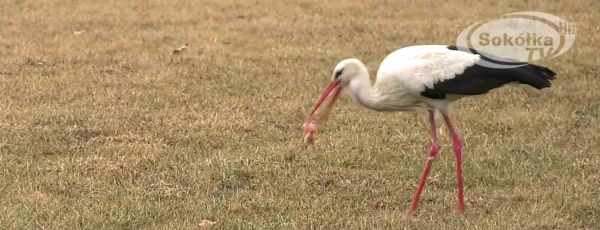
[409,109,439,213]
[442,114,465,212]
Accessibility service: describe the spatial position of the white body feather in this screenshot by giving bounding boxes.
[347,45,481,113]
[378,45,480,93]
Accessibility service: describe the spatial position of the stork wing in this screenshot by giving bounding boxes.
[375,45,481,96]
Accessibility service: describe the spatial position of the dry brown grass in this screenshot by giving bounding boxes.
[1,0,599,229]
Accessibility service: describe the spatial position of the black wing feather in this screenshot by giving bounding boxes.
[420,46,557,99]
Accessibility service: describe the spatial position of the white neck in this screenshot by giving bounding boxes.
[347,71,389,112]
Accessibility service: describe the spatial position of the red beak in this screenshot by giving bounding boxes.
[303,81,342,144]
[308,81,342,117]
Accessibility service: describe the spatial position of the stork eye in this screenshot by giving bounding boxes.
[334,69,344,79]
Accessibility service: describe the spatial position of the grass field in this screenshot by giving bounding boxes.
[1,0,599,229]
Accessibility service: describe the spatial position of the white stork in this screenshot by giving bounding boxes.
[303,45,556,213]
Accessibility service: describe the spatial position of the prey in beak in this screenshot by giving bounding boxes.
[303,80,343,144]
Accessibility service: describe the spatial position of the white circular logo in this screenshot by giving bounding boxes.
[456,11,576,69]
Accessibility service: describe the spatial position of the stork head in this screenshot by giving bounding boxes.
[303,58,367,144]
[332,58,368,88]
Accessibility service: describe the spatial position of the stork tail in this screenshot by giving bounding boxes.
[512,64,556,89]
